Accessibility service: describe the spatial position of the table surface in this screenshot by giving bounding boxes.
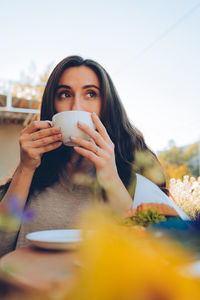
[0,246,79,297]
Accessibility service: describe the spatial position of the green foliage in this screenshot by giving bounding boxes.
[159,146,184,166]
[120,209,166,227]
[183,143,198,161]
[184,143,199,177]
[159,142,199,178]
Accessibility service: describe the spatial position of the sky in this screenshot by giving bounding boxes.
[0,0,200,152]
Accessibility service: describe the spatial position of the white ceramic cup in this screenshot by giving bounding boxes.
[47,111,96,146]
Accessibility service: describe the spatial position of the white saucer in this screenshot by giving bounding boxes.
[26,229,81,250]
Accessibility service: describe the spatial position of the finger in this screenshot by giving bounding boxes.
[22,121,51,134]
[91,112,112,143]
[37,141,62,154]
[73,146,103,167]
[31,133,62,148]
[30,127,61,142]
[70,136,107,158]
[77,122,108,150]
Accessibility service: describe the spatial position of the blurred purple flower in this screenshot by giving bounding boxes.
[6,195,35,222]
[21,209,35,222]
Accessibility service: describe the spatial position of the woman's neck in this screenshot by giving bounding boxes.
[65,151,80,171]
[70,151,81,165]
[65,150,94,177]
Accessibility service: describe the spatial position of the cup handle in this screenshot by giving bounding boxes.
[44,120,53,127]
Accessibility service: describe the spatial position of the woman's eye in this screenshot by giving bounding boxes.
[87,90,97,98]
[58,91,71,99]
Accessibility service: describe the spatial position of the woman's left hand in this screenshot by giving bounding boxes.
[71,112,133,212]
[70,112,120,190]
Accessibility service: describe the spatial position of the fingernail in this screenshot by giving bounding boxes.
[70,136,76,140]
[78,121,84,126]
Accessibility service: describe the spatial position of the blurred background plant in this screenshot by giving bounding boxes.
[0,195,34,232]
[158,141,200,183]
[11,62,52,101]
[119,208,166,227]
[169,176,200,219]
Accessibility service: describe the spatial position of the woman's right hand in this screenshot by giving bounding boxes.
[19,121,62,171]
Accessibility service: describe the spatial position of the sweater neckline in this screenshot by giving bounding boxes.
[59,158,96,191]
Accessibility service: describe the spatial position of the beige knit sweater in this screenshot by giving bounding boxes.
[0,163,95,257]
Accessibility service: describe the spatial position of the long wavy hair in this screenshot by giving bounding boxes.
[1,56,167,197]
[30,56,155,192]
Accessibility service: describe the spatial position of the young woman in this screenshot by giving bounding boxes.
[0,56,189,257]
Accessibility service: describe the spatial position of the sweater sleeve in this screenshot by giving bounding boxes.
[0,231,19,257]
[0,187,19,257]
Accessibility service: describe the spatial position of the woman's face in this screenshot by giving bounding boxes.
[54,66,102,116]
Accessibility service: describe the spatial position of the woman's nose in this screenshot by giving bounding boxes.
[71,95,82,111]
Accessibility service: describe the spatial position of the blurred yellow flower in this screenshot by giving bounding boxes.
[68,204,200,300]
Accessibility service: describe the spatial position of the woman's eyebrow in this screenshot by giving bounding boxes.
[83,85,100,90]
[55,85,71,91]
[55,84,100,91]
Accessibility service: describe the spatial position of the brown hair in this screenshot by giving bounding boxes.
[1,56,167,197]
[30,56,160,193]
